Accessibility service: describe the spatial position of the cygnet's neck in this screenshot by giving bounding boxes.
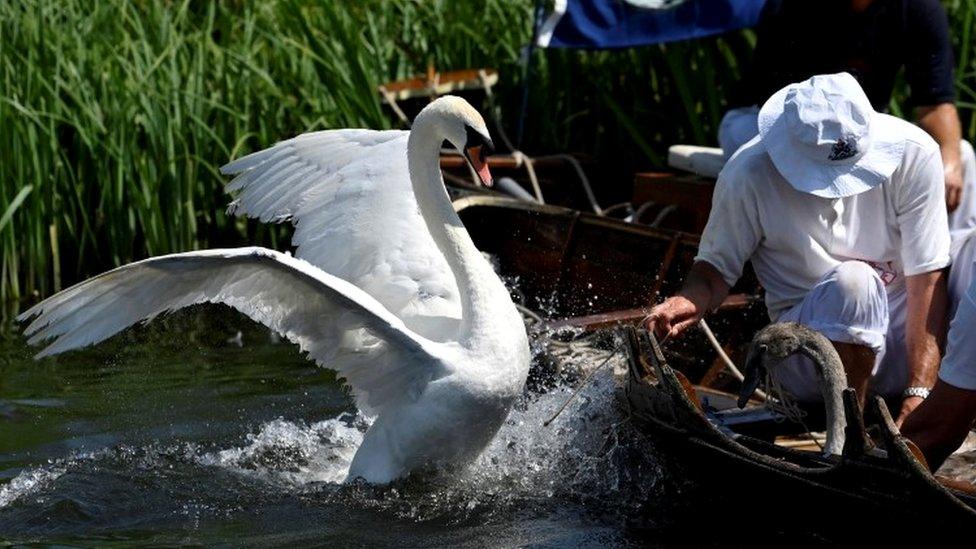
[407,116,497,344]
[799,342,848,456]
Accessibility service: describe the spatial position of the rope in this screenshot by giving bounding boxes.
[598,202,634,220]
[633,200,658,221]
[647,204,678,228]
[543,348,620,427]
[514,300,616,427]
[515,303,544,326]
[532,154,601,215]
[761,367,823,452]
[698,319,767,402]
[511,151,545,204]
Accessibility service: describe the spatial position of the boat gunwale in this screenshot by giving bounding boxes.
[452,194,702,245]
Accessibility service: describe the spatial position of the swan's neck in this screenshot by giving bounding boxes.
[800,344,848,456]
[407,122,498,343]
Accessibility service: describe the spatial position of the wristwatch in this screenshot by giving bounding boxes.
[902,386,932,400]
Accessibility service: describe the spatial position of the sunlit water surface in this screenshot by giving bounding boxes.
[0,309,685,547]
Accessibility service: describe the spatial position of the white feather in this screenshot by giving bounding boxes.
[221,130,460,340]
[19,247,444,416]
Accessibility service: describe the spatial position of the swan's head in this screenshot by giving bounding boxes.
[418,96,495,187]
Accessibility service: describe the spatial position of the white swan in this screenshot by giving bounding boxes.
[18,96,531,484]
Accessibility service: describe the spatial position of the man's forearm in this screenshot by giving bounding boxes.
[916,103,963,209]
[677,261,732,314]
[904,270,949,388]
[916,103,962,164]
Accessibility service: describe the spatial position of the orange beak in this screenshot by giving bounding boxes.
[465,145,493,188]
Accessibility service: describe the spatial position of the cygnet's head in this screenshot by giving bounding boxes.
[737,322,811,408]
[416,96,495,187]
[749,322,816,362]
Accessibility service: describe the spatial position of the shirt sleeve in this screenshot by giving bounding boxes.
[939,277,976,391]
[896,145,951,276]
[694,170,762,287]
[905,0,956,107]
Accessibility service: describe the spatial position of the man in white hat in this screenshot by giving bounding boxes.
[718,0,976,233]
[647,72,957,423]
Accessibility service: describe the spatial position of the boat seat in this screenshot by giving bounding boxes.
[667,145,726,179]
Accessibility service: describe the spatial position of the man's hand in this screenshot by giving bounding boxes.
[895,395,925,428]
[644,296,704,340]
[643,261,732,341]
[945,162,963,212]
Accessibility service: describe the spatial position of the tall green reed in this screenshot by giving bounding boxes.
[0,0,532,321]
[1,0,975,323]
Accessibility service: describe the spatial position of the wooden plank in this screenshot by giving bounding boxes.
[440,154,569,171]
[381,68,498,93]
[546,293,761,331]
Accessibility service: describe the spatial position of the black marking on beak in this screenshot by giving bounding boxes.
[464,125,494,155]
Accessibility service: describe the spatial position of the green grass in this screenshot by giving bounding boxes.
[1,0,975,323]
[0,0,532,321]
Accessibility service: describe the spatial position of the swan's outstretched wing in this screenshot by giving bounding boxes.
[221,130,460,339]
[19,247,446,415]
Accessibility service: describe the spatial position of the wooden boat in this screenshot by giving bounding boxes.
[620,327,976,538]
[453,193,976,538]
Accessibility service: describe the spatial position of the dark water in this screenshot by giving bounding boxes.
[0,309,681,547]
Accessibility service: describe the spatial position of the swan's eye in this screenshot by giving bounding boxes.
[463,125,494,155]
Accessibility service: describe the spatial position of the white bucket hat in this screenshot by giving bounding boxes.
[758,72,905,198]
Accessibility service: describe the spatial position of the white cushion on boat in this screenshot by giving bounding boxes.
[667,145,726,178]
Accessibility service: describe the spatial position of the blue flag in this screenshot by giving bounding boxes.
[536,0,767,49]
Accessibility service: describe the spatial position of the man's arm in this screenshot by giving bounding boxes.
[898,269,949,425]
[644,261,731,340]
[903,0,958,209]
[902,379,976,470]
[904,278,976,469]
[653,157,760,340]
[916,103,964,212]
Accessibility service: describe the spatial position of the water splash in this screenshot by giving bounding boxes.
[197,413,369,486]
[0,448,112,508]
[430,355,662,518]
[0,463,67,508]
[187,349,656,503]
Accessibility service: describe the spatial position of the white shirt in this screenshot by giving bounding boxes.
[696,116,951,320]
